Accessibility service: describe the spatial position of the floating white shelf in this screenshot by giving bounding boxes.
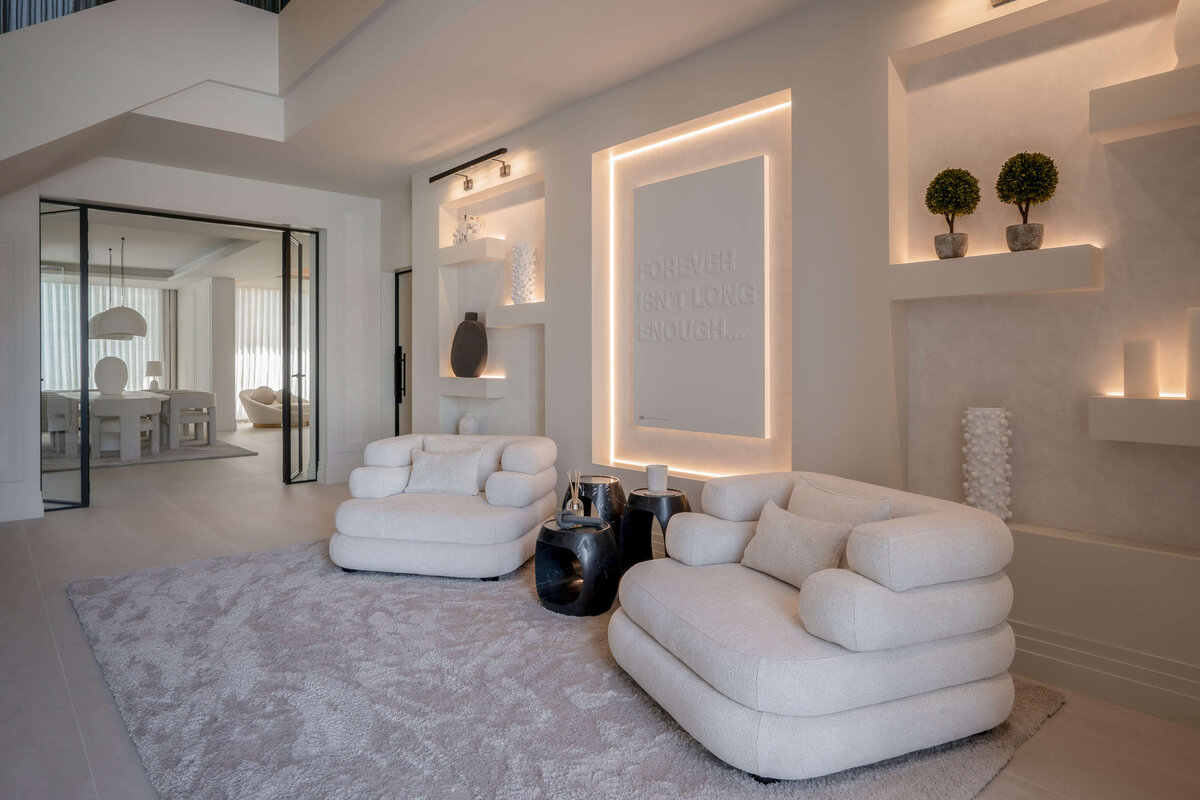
[1087,396,1200,447]
[887,244,1103,301]
[1090,63,1200,144]
[485,301,546,328]
[438,376,508,399]
[437,237,508,268]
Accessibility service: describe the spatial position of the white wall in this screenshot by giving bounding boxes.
[0,157,385,521]
[407,0,1200,724]
[178,277,236,416]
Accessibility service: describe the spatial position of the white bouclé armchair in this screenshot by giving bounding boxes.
[330,434,557,579]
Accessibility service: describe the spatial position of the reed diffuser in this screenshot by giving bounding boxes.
[565,470,584,516]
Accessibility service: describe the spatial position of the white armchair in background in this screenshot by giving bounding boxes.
[239,385,310,427]
[329,434,558,579]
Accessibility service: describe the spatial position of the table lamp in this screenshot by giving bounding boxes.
[146,360,163,391]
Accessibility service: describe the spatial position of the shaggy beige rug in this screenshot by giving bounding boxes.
[69,541,1063,800]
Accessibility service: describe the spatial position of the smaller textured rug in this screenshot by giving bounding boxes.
[41,438,256,471]
[70,542,1064,800]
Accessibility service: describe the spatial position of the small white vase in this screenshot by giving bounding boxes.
[1177,0,1200,67]
[457,412,480,435]
[962,407,1012,521]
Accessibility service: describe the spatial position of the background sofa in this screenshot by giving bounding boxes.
[330,433,557,578]
[608,470,1015,780]
[238,385,310,427]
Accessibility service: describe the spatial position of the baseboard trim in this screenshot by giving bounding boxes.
[1013,620,1200,729]
[0,485,45,522]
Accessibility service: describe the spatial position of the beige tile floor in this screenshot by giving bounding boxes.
[2,426,1198,799]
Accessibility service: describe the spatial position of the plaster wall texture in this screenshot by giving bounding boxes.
[0,157,384,520]
[905,0,1200,548]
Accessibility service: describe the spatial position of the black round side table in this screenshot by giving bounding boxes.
[535,517,620,616]
[620,488,691,571]
[562,475,626,541]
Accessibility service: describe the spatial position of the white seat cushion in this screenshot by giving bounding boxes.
[618,558,1014,717]
[335,491,555,546]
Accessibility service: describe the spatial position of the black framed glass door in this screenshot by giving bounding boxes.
[39,201,90,510]
[282,230,318,483]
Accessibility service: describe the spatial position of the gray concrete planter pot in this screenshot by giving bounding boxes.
[1006,223,1044,252]
[934,232,969,259]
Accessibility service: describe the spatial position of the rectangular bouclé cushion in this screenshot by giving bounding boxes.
[405,449,480,495]
[424,436,505,491]
[740,501,852,589]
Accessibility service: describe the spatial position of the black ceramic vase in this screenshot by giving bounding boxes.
[450,312,488,378]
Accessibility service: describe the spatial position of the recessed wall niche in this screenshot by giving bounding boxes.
[591,91,792,479]
[436,172,546,435]
[892,0,1200,547]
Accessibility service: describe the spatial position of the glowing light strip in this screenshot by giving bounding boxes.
[612,459,727,480]
[762,156,771,439]
[608,100,790,470]
[609,156,617,464]
[611,101,792,162]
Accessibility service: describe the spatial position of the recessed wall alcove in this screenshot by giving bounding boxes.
[435,171,547,435]
[888,0,1200,549]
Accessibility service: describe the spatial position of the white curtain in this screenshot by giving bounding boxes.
[41,281,167,392]
[3,0,111,34]
[235,287,283,421]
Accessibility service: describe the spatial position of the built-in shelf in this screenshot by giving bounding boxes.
[485,301,546,328]
[438,376,508,399]
[437,237,508,268]
[1087,396,1200,447]
[1090,63,1200,144]
[887,244,1103,301]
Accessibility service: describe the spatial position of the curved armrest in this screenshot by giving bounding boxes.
[700,472,800,521]
[486,467,557,508]
[349,466,411,499]
[848,509,1013,592]
[665,512,757,566]
[799,568,1013,651]
[363,434,424,467]
[499,437,557,475]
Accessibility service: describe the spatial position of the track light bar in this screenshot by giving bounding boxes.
[428,147,509,186]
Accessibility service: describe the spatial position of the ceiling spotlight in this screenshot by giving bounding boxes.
[491,157,511,178]
[455,172,473,191]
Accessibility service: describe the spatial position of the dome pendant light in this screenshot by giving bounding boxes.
[88,237,147,340]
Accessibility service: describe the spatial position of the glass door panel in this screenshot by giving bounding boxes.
[40,202,88,509]
[282,231,317,483]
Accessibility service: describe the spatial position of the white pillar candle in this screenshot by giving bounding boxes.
[646,464,668,492]
[1123,339,1159,398]
[1187,309,1200,400]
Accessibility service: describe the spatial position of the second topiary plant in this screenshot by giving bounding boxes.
[996,152,1058,251]
[925,167,981,259]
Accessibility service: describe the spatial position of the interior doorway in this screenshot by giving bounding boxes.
[394,269,412,437]
[38,201,322,510]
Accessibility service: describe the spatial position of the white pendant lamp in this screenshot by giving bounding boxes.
[88,237,147,340]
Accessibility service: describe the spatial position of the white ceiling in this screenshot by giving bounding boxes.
[101,0,810,197]
[40,208,287,290]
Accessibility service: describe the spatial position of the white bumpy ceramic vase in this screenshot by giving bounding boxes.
[511,241,536,305]
[962,407,1013,521]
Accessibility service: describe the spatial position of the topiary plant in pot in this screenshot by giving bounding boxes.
[995,152,1058,251]
[925,168,981,259]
